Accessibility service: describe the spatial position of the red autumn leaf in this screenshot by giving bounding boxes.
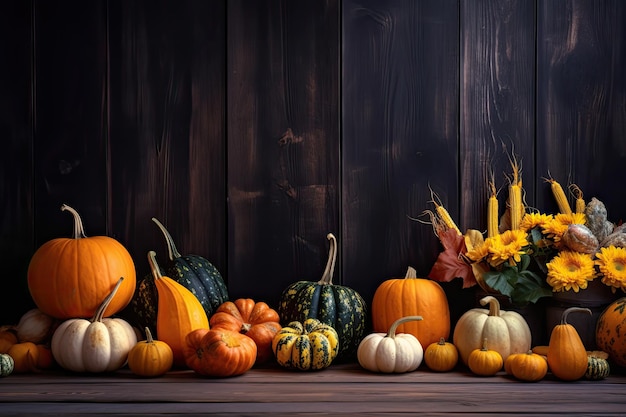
[428,229,477,288]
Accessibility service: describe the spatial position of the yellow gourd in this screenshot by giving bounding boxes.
[547,307,591,381]
[128,327,173,377]
[148,251,209,367]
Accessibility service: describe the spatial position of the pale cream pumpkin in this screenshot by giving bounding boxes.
[357,316,424,373]
[16,308,56,344]
[453,296,531,366]
[51,277,137,373]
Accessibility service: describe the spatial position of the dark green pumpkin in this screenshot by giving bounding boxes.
[278,233,367,358]
[585,355,610,380]
[149,218,229,318]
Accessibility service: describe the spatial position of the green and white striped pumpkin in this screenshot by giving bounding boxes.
[585,355,610,380]
[278,233,367,359]
[151,218,229,316]
[0,353,14,377]
[272,318,339,371]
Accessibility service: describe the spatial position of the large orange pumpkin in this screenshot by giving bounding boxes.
[371,266,450,349]
[596,297,626,367]
[27,204,136,319]
[209,299,281,365]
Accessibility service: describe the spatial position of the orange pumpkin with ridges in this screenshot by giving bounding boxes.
[371,266,450,349]
[596,297,626,368]
[27,204,136,319]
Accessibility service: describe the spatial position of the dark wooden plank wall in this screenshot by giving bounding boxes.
[1,0,625,328]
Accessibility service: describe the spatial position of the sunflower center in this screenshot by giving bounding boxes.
[613,261,626,272]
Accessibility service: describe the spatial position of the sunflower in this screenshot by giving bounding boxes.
[520,212,553,233]
[596,245,626,292]
[487,229,529,266]
[541,213,586,248]
[546,250,596,292]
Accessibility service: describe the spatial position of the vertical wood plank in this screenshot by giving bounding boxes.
[537,0,626,219]
[227,0,340,306]
[342,0,460,305]
[460,0,536,231]
[108,0,227,280]
[33,0,108,242]
[0,1,33,323]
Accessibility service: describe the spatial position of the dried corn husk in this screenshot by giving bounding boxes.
[585,198,614,241]
[561,224,599,254]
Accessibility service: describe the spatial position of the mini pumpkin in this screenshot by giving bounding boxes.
[0,327,17,354]
[371,266,450,350]
[127,327,173,377]
[585,352,610,380]
[7,342,39,373]
[0,353,14,377]
[357,316,424,373]
[27,204,136,319]
[424,337,458,372]
[547,307,591,381]
[51,277,138,373]
[505,351,547,382]
[467,338,503,376]
[278,233,367,358]
[272,318,339,371]
[209,298,281,364]
[184,328,257,377]
[453,295,531,365]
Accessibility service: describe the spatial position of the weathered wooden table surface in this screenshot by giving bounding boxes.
[0,362,624,416]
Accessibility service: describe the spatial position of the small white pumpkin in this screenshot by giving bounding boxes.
[357,315,424,373]
[453,296,531,366]
[16,308,56,343]
[51,277,137,373]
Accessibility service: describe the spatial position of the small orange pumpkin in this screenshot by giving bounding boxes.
[424,338,458,372]
[371,266,450,349]
[27,204,136,319]
[209,299,281,364]
[0,328,18,354]
[467,338,503,376]
[127,327,173,377]
[505,351,547,382]
[184,328,257,377]
[8,342,39,373]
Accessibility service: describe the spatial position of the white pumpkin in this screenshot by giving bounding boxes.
[16,308,56,343]
[453,295,531,366]
[51,278,137,373]
[357,316,424,373]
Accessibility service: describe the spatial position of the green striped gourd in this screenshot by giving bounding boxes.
[272,318,339,371]
[277,233,367,359]
[585,355,610,380]
[0,354,14,377]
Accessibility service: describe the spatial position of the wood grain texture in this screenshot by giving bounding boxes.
[0,1,34,324]
[536,0,626,218]
[460,0,536,232]
[227,0,340,306]
[32,0,108,242]
[342,0,460,305]
[0,364,625,416]
[108,0,227,281]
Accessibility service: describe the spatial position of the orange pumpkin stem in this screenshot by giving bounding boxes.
[61,204,87,239]
[318,233,337,285]
[152,218,183,261]
[387,315,423,339]
[91,277,124,323]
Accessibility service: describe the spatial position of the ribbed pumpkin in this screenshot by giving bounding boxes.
[596,297,626,367]
[152,218,229,317]
[148,251,209,367]
[547,307,591,381]
[272,318,339,371]
[209,299,281,365]
[372,266,450,350]
[27,204,136,319]
[424,338,458,372]
[453,296,531,366]
[50,277,137,373]
[184,328,257,377]
[586,353,610,380]
[467,338,503,376]
[277,233,367,358]
[127,327,173,377]
[505,351,547,382]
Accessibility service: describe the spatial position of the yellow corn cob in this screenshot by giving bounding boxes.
[509,183,522,231]
[549,178,572,215]
[570,184,585,214]
[429,188,461,235]
[487,181,498,238]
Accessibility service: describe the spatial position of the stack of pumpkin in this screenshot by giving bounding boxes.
[1,204,625,381]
